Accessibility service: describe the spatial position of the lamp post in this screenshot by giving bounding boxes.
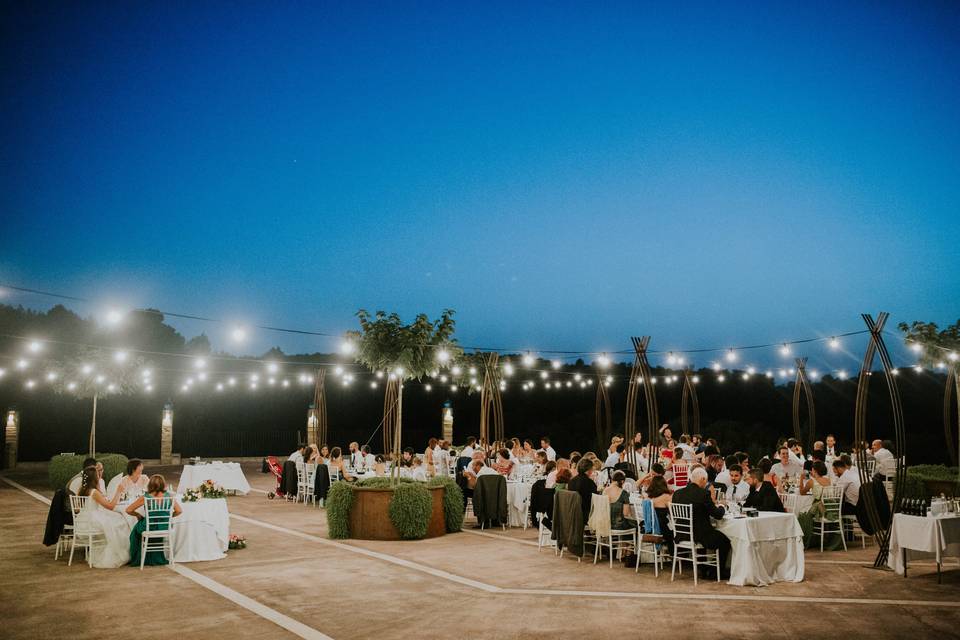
[4,409,19,469]
[441,401,453,443]
[307,403,319,445]
[160,402,174,464]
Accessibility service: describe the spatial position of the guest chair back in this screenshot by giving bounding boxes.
[814,485,846,552]
[67,495,104,567]
[668,501,719,585]
[140,495,175,570]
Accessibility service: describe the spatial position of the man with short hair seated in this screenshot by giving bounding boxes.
[743,468,784,512]
[832,459,861,515]
[724,464,750,503]
[871,439,895,479]
[770,446,803,483]
[672,467,730,580]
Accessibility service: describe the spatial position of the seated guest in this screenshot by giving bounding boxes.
[539,437,557,461]
[401,447,415,467]
[813,440,825,453]
[568,458,599,522]
[825,434,839,458]
[534,451,549,476]
[724,464,750,503]
[459,436,477,461]
[632,442,649,473]
[373,455,387,476]
[302,445,315,465]
[604,471,636,529]
[704,455,723,483]
[871,439,896,479]
[433,443,452,477]
[553,468,573,491]
[832,459,860,514]
[288,445,305,463]
[759,457,777,489]
[68,457,100,493]
[75,466,129,568]
[785,438,804,464]
[646,475,674,553]
[603,442,622,470]
[362,445,376,470]
[521,438,537,463]
[713,455,739,489]
[493,448,514,476]
[639,463,666,491]
[545,459,565,488]
[671,467,730,579]
[119,459,150,499]
[328,447,354,481]
[734,451,750,473]
[125,473,182,566]
[810,448,826,463]
[348,442,363,469]
[318,445,331,464]
[771,446,803,483]
[743,468,784,512]
[411,456,428,481]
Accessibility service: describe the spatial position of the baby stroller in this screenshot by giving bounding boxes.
[265,456,285,498]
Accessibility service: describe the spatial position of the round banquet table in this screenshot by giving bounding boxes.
[506,481,533,527]
[714,512,805,586]
[178,462,251,495]
[118,497,230,563]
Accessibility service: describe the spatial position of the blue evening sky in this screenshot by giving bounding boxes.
[2,1,958,370]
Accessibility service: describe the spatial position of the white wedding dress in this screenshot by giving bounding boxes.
[75,491,133,568]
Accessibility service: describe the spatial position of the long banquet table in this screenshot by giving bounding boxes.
[714,512,805,586]
[178,462,251,495]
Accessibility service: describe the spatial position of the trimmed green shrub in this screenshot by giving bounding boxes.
[48,453,129,490]
[427,476,464,533]
[356,477,416,489]
[903,465,960,499]
[325,481,355,539]
[388,482,433,539]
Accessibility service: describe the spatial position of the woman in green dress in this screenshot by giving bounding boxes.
[604,471,638,530]
[126,474,182,566]
[796,461,844,550]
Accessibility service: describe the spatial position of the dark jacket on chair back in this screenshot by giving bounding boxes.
[744,481,785,512]
[473,474,508,525]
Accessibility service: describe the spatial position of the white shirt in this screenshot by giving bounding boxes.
[350,450,364,468]
[460,446,475,459]
[288,451,304,463]
[541,446,557,461]
[714,469,732,488]
[364,453,376,468]
[726,480,750,502]
[477,465,499,477]
[412,467,428,482]
[771,460,803,480]
[679,443,696,462]
[836,467,861,506]
[545,470,558,489]
[873,447,895,476]
[604,451,621,468]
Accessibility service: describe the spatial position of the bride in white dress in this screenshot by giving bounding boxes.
[75,466,132,568]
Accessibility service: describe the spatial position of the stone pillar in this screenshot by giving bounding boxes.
[4,410,19,469]
[160,402,174,465]
[441,401,453,443]
[306,403,319,445]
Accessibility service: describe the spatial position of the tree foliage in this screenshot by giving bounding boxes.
[899,319,960,367]
[345,309,460,380]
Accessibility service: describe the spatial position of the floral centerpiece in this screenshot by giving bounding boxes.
[182,479,227,502]
[228,534,247,550]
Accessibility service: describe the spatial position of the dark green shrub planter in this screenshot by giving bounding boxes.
[326,478,462,540]
[49,453,129,490]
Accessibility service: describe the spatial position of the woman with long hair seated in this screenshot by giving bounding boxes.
[604,471,637,530]
[373,454,387,477]
[318,445,331,464]
[646,475,674,553]
[493,448,514,476]
[125,474,182,566]
[328,446,354,481]
[74,465,130,568]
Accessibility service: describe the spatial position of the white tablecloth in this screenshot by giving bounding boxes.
[714,512,805,586]
[888,514,960,575]
[119,497,230,563]
[506,481,533,527]
[178,462,251,495]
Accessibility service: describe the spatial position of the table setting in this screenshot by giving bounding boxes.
[115,492,231,563]
[178,461,251,495]
[887,498,960,581]
[713,509,805,586]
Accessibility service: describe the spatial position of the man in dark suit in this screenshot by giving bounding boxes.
[568,458,598,523]
[743,468,785,512]
[671,466,731,579]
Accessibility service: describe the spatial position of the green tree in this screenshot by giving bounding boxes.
[899,319,960,367]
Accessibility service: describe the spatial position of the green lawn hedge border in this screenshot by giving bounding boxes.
[49,453,129,491]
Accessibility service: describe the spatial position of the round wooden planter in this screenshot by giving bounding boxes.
[348,486,447,540]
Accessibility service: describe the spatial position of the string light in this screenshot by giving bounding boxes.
[522,353,535,367]
[197,372,207,382]
[144,384,153,392]
[216,383,224,391]
[45,371,57,381]
[725,349,737,362]
[113,350,128,363]
[425,384,432,391]
[370,381,378,389]
[551,360,562,370]
[339,340,356,355]
[25,379,36,389]
[436,349,450,363]
[451,385,458,392]
[28,340,42,353]
[950,352,959,362]
[469,366,477,375]
[539,371,548,380]
[573,373,582,381]
[333,366,344,376]
[451,365,462,375]
[228,377,237,386]
[779,344,791,357]
[67,381,77,391]
[81,364,93,375]
[17,359,29,370]
[829,337,840,350]
[717,375,725,382]
[194,358,207,369]
[910,342,923,353]
[282,379,290,387]
[712,362,722,372]
[231,327,247,342]
[692,376,700,383]
[597,354,611,368]
[503,363,515,376]
[838,370,849,380]
[266,362,279,373]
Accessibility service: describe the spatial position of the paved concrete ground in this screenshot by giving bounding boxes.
[2,462,959,640]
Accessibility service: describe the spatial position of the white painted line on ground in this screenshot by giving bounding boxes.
[0,475,52,504]
[0,475,336,640]
[169,564,335,640]
[461,528,539,547]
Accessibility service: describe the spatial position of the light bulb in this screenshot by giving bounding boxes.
[522,353,535,367]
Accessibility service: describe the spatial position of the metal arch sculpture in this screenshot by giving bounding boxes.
[680,368,701,436]
[311,369,328,446]
[625,336,660,467]
[479,352,505,444]
[595,371,612,451]
[944,365,959,467]
[853,312,907,568]
[792,357,816,453]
